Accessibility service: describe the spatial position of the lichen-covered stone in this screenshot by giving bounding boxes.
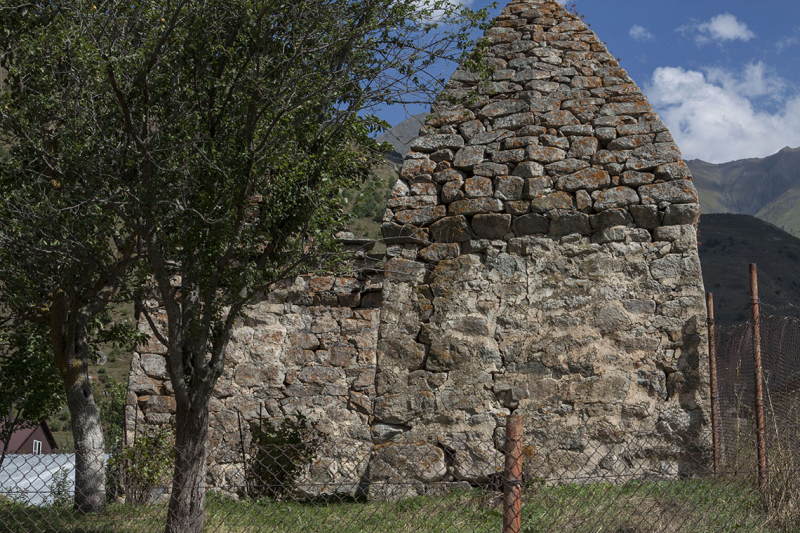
[638,180,698,205]
[593,186,639,211]
[394,206,447,226]
[629,205,661,229]
[663,203,701,226]
[527,145,567,164]
[558,168,610,192]
[513,161,545,178]
[530,191,573,213]
[401,158,436,179]
[410,134,465,153]
[494,176,525,200]
[453,146,486,170]
[465,176,493,198]
[430,215,471,243]
[448,198,505,216]
[419,243,461,263]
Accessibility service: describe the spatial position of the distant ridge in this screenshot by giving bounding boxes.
[698,213,800,326]
[688,146,800,237]
[376,112,428,165]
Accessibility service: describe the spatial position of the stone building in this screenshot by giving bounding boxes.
[126,0,710,497]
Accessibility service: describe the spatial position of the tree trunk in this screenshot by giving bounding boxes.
[165,394,210,533]
[66,376,106,513]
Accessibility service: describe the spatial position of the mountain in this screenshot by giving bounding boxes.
[687,147,800,237]
[376,112,429,165]
[698,214,800,326]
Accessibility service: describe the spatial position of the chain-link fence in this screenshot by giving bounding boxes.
[714,313,800,531]
[1,421,796,532]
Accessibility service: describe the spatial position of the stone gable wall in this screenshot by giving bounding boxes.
[126,0,710,497]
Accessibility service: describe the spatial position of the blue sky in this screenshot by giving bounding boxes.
[381,0,800,164]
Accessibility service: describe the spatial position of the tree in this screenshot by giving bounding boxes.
[0,5,141,511]
[0,1,489,530]
[0,322,65,471]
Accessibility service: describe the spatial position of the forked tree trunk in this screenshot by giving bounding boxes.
[65,376,106,513]
[165,394,210,533]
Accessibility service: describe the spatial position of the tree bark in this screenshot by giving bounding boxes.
[65,374,106,513]
[164,393,210,533]
[50,297,106,514]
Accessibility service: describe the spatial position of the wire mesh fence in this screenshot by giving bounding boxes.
[1,422,797,532]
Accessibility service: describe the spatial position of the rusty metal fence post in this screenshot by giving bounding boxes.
[750,263,768,494]
[503,414,523,533]
[706,292,720,474]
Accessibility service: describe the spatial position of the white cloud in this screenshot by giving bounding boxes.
[629,25,654,42]
[645,64,800,163]
[677,13,756,46]
[414,0,474,20]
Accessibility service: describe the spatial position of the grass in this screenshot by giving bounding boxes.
[0,478,787,533]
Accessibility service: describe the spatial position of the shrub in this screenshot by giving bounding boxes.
[107,428,174,505]
[49,468,72,507]
[245,414,321,501]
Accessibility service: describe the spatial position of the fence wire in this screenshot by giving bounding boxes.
[2,315,800,532]
[1,424,797,532]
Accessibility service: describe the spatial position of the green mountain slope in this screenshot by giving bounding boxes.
[688,146,800,237]
[698,214,800,326]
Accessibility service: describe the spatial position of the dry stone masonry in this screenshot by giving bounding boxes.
[127,0,710,498]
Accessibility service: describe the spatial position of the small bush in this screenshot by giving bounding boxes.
[107,428,174,505]
[49,468,72,507]
[245,414,321,501]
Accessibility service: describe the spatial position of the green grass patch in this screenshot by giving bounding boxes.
[0,479,790,533]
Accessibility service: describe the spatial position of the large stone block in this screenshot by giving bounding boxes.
[472,214,512,239]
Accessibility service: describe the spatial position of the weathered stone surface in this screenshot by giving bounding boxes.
[629,205,661,229]
[619,171,654,187]
[410,134,465,153]
[513,161,545,178]
[638,180,698,205]
[453,146,486,170]
[430,215,471,243]
[474,162,510,177]
[663,203,701,226]
[513,213,549,235]
[394,206,447,226]
[472,214,512,239]
[493,148,527,164]
[593,186,639,211]
[448,198,504,216]
[441,180,465,204]
[546,159,590,176]
[494,112,537,130]
[141,354,169,380]
[548,210,591,236]
[527,145,567,164]
[419,243,460,263]
[558,168,610,192]
[465,177,493,198]
[479,99,528,118]
[568,137,599,159]
[575,189,593,212]
[590,208,633,229]
[626,144,682,171]
[494,176,524,200]
[542,110,579,127]
[401,158,436,179]
[428,108,475,127]
[530,191,573,213]
[504,200,530,215]
[459,119,486,141]
[655,161,691,181]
